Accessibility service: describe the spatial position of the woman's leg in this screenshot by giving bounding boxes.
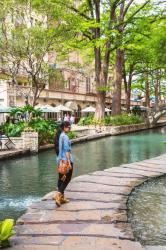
[57,173,63,193]
[58,164,73,194]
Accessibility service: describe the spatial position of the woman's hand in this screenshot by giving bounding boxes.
[66,160,72,169]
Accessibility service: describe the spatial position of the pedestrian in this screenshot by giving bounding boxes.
[67,113,70,122]
[54,121,74,207]
[57,116,62,123]
[64,114,68,122]
[70,114,75,125]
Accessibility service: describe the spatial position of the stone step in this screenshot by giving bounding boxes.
[15,223,134,240]
[10,237,144,250]
[66,182,132,195]
[17,209,127,225]
[29,200,126,211]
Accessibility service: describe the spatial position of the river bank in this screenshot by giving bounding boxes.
[10,154,166,250]
[0,122,165,161]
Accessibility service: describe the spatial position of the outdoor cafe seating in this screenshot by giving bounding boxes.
[0,133,15,151]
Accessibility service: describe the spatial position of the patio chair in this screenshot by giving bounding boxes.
[0,133,15,150]
[4,135,15,149]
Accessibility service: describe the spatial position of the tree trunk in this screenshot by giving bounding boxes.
[126,64,134,113]
[112,48,123,115]
[93,1,106,120]
[32,80,38,107]
[94,46,105,119]
[145,73,150,108]
[32,89,38,107]
[154,70,159,110]
[95,91,106,119]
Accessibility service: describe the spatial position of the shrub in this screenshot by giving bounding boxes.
[67,131,76,140]
[2,121,25,137]
[1,118,58,145]
[28,118,58,145]
[78,116,93,126]
[107,114,143,126]
[78,114,143,126]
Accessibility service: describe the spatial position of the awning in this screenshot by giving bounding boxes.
[55,104,73,112]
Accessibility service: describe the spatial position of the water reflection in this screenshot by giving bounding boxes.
[0,126,166,220]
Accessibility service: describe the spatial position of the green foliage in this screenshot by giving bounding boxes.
[0,105,58,145]
[0,219,15,248]
[78,116,94,126]
[28,118,58,145]
[10,105,42,118]
[67,131,76,140]
[78,114,143,126]
[1,118,58,145]
[2,121,25,137]
[105,114,143,126]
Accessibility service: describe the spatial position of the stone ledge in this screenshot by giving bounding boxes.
[0,149,30,161]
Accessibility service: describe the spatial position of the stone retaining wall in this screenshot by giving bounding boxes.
[82,123,151,135]
[1,132,38,153]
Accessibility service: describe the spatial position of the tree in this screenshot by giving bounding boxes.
[38,0,154,118]
[0,0,68,106]
[122,9,166,111]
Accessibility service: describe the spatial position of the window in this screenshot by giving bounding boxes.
[86,77,91,93]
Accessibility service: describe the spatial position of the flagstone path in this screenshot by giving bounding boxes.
[10,154,166,250]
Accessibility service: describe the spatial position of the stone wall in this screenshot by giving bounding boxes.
[1,132,38,153]
[77,123,150,136]
[104,123,150,135]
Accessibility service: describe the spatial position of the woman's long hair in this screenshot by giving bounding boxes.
[54,121,71,155]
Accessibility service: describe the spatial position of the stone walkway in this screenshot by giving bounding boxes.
[10,154,166,250]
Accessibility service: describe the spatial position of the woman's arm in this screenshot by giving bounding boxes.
[64,135,72,167]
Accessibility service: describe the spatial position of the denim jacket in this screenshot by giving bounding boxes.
[57,132,74,164]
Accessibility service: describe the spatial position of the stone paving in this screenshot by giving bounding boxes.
[10,154,166,250]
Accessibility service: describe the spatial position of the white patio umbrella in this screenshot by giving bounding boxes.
[36,105,60,113]
[82,106,111,113]
[0,104,12,113]
[55,104,73,112]
[105,107,111,112]
[81,106,96,113]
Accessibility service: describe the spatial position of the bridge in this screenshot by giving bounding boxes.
[148,104,166,125]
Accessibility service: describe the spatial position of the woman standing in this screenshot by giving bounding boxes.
[55,121,74,207]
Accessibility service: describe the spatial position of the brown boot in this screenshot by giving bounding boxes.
[55,192,62,207]
[61,194,70,204]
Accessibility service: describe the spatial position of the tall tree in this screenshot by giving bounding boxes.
[39,0,152,118]
[0,0,68,106]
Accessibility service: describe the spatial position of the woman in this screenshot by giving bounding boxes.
[55,121,74,207]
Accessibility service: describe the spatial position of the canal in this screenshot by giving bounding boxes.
[0,126,166,228]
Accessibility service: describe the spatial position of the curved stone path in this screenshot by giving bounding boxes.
[10,154,166,250]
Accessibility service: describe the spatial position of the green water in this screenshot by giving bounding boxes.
[128,176,166,246]
[0,126,166,221]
